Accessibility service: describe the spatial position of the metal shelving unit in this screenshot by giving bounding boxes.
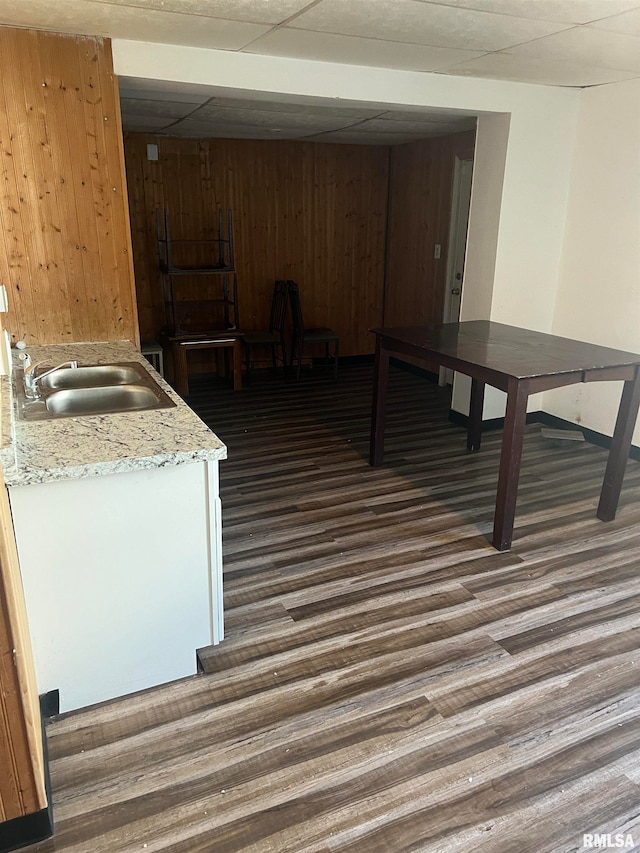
[156,208,239,334]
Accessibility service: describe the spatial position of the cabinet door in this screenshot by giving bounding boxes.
[0,469,46,822]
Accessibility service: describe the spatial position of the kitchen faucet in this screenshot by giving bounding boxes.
[22,356,78,397]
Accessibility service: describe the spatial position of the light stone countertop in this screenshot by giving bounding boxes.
[1,340,227,487]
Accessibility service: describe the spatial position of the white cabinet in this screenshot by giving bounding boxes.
[8,459,223,713]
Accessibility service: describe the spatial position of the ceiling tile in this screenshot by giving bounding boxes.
[427,120,478,133]
[306,135,394,144]
[119,88,208,105]
[356,116,475,133]
[1,0,638,92]
[505,25,640,71]
[287,0,572,51]
[87,0,315,25]
[193,104,364,131]
[118,79,214,104]
[121,116,177,132]
[588,7,640,36]
[376,106,479,120]
[304,129,441,144]
[0,0,271,50]
[119,99,198,120]
[203,96,383,118]
[440,52,639,86]
[427,0,640,25]
[244,27,485,71]
[120,97,478,142]
[161,120,310,139]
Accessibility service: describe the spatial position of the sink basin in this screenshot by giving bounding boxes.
[45,385,162,417]
[16,361,176,421]
[39,364,144,391]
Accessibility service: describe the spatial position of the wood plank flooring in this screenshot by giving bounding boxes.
[25,364,640,853]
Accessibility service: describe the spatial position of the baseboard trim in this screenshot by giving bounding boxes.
[39,694,55,840]
[391,357,440,384]
[338,354,375,366]
[246,354,375,374]
[448,408,516,433]
[448,408,640,461]
[534,411,640,461]
[0,808,52,853]
[385,361,640,461]
[39,689,59,719]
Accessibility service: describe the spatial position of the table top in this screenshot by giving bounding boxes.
[372,321,640,380]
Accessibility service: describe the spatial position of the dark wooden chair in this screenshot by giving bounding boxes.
[243,280,290,382]
[287,280,339,380]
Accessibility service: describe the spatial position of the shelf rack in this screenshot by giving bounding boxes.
[156,208,239,335]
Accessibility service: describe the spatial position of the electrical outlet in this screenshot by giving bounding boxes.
[146,144,159,162]
[434,244,441,259]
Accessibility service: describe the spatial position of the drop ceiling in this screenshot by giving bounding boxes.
[2,0,639,143]
[117,80,479,144]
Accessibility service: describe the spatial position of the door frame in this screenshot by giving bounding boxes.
[439,156,474,386]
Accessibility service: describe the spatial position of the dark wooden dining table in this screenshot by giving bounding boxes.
[369,321,640,551]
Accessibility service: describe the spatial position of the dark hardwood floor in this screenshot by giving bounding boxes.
[28,364,640,852]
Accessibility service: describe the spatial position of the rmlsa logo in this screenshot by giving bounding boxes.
[583,834,635,849]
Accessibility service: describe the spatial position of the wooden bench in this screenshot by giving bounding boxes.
[164,332,244,397]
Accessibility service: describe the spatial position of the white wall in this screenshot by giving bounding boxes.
[453,97,583,419]
[451,112,510,418]
[114,42,581,420]
[544,78,640,448]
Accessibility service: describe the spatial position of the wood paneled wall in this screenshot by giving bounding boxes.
[0,302,46,829]
[0,27,139,346]
[385,131,476,328]
[0,469,46,823]
[124,136,389,356]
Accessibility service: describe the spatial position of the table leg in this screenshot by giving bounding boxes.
[216,349,227,379]
[597,368,640,521]
[172,344,189,398]
[369,339,390,467]
[232,339,243,391]
[468,378,485,452]
[493,379,529,551]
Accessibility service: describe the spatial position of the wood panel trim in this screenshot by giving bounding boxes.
[104,39,140,349]
[0,357,46,829]
[0,291,46,822]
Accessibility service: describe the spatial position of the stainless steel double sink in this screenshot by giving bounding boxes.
[16,362,176,421]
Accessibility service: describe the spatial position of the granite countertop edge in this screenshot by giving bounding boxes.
[1,340,227,488]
